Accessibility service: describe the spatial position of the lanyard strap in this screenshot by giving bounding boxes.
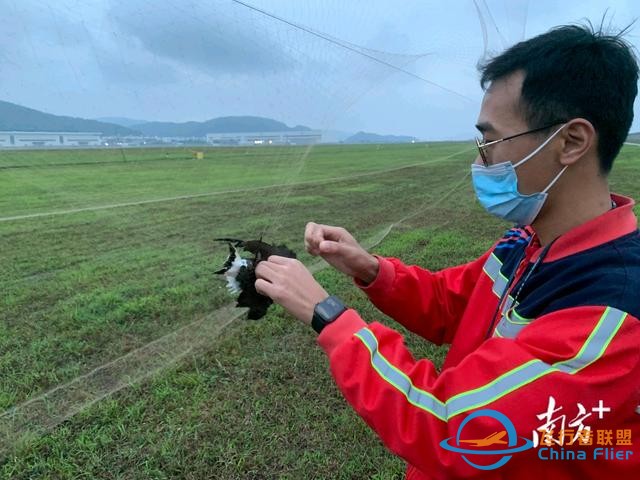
[484,235,558,339]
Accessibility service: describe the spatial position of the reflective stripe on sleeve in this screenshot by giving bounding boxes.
[353,307,627,421]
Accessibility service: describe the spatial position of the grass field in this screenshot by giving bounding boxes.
[1,142,639,479]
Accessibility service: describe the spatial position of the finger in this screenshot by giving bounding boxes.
[319,240,341,254]
[318,224,348,242]
[304,222,317,239]
[305,222,321,254]
[305,242,316,255]
[306,243,320,256]
[267,255,296,266]
[255,278,276,298]
[307,224,342,253]
[255,260,280,279]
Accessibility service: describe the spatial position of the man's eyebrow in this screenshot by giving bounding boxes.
[475,122,495,134]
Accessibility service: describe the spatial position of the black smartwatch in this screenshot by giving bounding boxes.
[312,295,347,334]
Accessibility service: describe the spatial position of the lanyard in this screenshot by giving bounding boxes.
[484,236,558,339]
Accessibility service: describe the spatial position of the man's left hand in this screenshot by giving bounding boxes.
[255,256,329,324]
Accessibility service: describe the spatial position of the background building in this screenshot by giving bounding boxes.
[0,131,102,147]
[206,130,322,146]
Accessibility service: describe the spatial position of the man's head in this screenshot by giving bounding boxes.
[476,23,638,181]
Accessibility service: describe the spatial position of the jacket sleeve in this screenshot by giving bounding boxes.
[317,305,640,479]
[354,247,493,345]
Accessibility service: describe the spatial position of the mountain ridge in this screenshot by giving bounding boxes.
[0,101,136,136]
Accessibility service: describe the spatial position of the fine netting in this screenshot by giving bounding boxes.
[0,0,565,458]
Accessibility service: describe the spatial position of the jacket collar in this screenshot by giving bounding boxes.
[528,193,637,263]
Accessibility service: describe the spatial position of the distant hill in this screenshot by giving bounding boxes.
[0,101,137,135]
[627,132,640,143]
[1,101,418,142]
[131,116,312,137]
[320,129,355,143]
[95,116,149,128]
[345,131,417,144]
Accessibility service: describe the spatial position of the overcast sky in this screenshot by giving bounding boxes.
[2,0,640,140]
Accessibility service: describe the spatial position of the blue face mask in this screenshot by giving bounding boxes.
[471,125,567,226]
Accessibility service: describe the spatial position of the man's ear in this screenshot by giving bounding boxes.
[560,118,596,166]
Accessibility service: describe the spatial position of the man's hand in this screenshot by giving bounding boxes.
[304,222,379,284]
[254,256,329,324]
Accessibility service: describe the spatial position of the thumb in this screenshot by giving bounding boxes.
[319,240,341,254]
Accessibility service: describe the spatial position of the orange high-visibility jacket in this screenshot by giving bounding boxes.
[318,193,640,479]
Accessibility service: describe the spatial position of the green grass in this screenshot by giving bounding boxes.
[0,143,469,217]
[1,142,638,478]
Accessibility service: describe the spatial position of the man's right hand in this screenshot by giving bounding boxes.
[304,222,380,285]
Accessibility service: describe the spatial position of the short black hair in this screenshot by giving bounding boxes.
[479,22,639,175]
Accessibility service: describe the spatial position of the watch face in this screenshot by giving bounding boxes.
[316,302,332,319]
[312,296,346,333]
[316,296,345,321]
[311,295,347,333]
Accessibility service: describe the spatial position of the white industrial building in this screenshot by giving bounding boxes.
[206,130,322,146]
[0,131,102,147]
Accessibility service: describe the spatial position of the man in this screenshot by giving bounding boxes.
[254,24,640,478]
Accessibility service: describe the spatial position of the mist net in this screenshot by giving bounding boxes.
[0,0,601,459]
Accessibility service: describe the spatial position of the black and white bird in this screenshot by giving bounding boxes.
[214,238,296,320]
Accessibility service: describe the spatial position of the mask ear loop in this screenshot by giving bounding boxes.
[513,124,567,169]
[541,164,569,194]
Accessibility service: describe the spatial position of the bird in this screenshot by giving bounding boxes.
[214,237,296,320]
